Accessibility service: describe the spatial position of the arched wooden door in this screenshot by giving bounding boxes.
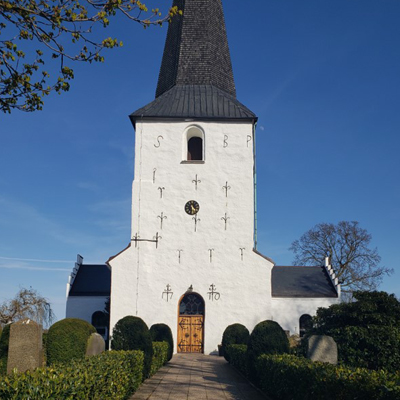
[177,292,204,353]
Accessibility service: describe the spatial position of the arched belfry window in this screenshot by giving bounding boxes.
[299,314,313,338]
[185,126,204,161]
[188,137,203,160]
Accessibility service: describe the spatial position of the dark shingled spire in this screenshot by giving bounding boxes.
[130,0,256,122]
[156,0,236,98]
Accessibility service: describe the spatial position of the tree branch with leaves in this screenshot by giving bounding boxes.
[290,221,393,293]
[0,0,181,112]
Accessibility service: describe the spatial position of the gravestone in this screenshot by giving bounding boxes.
[7,319,43,374]
[289,333,301,348]
[86,333,105,356]
[307,335,338,365]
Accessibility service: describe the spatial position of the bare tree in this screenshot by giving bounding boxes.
[0,287,55,328]
[289,221,392,293]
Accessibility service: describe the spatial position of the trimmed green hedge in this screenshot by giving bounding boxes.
[46,318,96,365]
[221,324,249,362]
[247,320,289,383]
[226,344,248,376]
[0,350,143,399]
[247,320,289,359]
[150,323,174,361]
[112,316,153,379]
[225,345,400,399]
[150,342,169,377]
[256,354,400,400]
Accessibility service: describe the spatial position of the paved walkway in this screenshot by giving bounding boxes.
[129,354,267,400]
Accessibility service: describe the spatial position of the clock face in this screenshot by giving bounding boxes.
[185,200,200,215]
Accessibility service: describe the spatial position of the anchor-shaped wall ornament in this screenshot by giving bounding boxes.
[158,187,165,198]
[157,212,167,229]
[222,181,231,198]
[193,214,201,232]
[221,213,230,231]
[131,233,140,248]
[192,174,201,190]
[153,232,162,248]
[162,284,173,302]
[207,284,220,301]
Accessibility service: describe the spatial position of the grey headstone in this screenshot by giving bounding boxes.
[289,334,301,348]
[7,319,43,374]
[307,335,338,365]
[86,333,105,356]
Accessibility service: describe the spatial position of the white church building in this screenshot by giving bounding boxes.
[66,0,340,354]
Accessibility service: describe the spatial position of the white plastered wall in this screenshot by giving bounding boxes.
[110,120,274,354]
[271,297,340,335]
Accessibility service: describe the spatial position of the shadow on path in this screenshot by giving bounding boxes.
[129,354,268,400]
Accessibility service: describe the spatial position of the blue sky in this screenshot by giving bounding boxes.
[1,0,399,322]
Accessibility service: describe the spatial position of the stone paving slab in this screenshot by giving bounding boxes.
[129,354,268,400]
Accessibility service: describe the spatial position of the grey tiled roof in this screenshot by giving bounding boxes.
[130,85,256,122]
[130,0,256,123]
[69,264,111,297]
[271,266,338,298]
[156,0,236,98]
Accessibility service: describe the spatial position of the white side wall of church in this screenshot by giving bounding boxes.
[66,296,108,323]
[271,297,340,335]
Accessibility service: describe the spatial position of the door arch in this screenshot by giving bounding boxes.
[177,292,205,353]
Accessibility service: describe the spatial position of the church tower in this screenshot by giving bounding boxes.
[109,0,274,354]
[106,0,340,354]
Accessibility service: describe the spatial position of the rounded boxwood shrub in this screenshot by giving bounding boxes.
[112,316,153,378]
[0,324,11,375]
[247,320,289,382]
[149,323,174,361]
[310,291,400,371]
[222,323,249,362]
[46,318,96,365]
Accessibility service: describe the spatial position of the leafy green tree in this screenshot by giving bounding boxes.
[290,221,392,293]
[309,291,400,370]
[0,0,181,112]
